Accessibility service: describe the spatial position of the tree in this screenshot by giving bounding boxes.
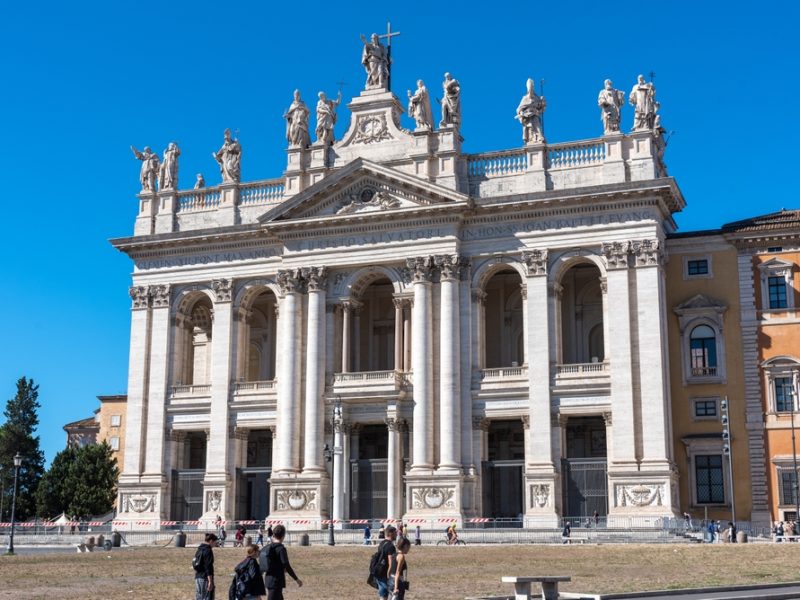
[0,377,45,521]
[36,442,119,519]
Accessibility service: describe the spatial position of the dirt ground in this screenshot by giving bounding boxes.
[0,543,798,599]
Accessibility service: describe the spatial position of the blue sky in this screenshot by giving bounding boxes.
[0,1,796,466]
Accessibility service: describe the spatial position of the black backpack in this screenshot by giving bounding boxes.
[192,545,208,572]
[259,542,275,575]
[368,540,391,578]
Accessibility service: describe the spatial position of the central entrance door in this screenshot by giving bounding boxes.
[350,424,388,519]
[561,416,608,519]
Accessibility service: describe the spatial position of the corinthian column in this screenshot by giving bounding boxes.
[303,267,327,473]
[386,418,401,520]
[393,298,404,371]
[436,255,462,472]
[274,270,303,474]
[408,256,435,471]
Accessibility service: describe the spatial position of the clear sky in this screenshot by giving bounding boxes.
[0,0,796,466]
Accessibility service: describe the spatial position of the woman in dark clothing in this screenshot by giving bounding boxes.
[230,544,267,600]
[262,525,302,600]
[389,536,411,600]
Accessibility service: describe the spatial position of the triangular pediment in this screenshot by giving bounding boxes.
[758,257,795,271]
[673,293,727,314]
[256,159,469,224]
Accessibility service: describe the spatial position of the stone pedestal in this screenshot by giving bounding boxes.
[434,127,464,191]
[154,190,177,234]
[408,131,435,180]
[134,192,156,236]
[307,143,332,187]
[524,473,560,528]
[404,472,465,525]
[606,469,680,526]
[283,146,310,197]
[626,130,659,181]
[217,182,239,226]
[115,479,167,529]
[523,142,547,191]
[199,477,233,526]
[602,133,627,184]
[269,475,330,527]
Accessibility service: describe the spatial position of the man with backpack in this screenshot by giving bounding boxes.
[260,524,302,600]
[193,533,219,600]
[368,524,397,600]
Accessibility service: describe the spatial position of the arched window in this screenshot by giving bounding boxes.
[690,325,717,376]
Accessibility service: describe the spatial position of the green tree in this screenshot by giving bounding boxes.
[0,377,45,521]
[36,442,118,519]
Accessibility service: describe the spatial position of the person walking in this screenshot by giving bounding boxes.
[194,532,219,600]
[230,543,267,600]
[562,520,571,544]
[266,525,274,544]
[262,525,302,600]
[390,536,411,600]
[414,525,421,546]
[378,524,386,541]
[364,524,372,545]
[707,520,716,543]
[256,527,264,547]
[374,525,397,600]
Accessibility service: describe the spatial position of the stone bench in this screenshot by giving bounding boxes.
[501,576,571,600]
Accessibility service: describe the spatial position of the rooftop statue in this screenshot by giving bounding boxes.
[213,128,242,183]
[629,74,657,131]
[284,90,311,148]
[407,80,433,131]
[598,79,625,134]
[159,142,180,190]
[361,33,389,90]
[439,72,461,128]
[315,91,342,146]
[130,145,159,192]
[515,78,546,144]
[194,173,205,189]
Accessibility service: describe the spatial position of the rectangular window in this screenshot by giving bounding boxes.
[695,454,724,504]
[781,469,798,506]
[775,377,795,412]
[110,415,121,427]
[687,259,709,276]
[109,437,120,451]
[768,276,788,309]
[694,399,717,418]
[768,247,784,253]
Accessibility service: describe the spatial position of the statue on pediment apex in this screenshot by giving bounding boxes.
[361,33,389,90]
[213,128,241,183]
[284,90,311,148]
[315,90,342,146]
[131,145,159,192]
[598,79,625,134]
[438,73,461,128]
[407,79,433,130]
[515,78,546,144]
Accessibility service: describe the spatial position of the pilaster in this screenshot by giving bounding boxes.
[154,190,177,234]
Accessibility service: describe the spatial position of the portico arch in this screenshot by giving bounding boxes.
[235,281,281,382]
[171,289,215,386]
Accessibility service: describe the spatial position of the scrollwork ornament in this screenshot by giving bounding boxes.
[150,284,171,308]
[630,239,661,267]
[304,266,329,292]
[405,256,435,283]
[277,269,303,294]
[601,241,630,270]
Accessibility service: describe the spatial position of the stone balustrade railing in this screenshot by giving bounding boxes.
[334,370,397,382]
[691,366,717,377]
[176,187,221,212]
[239,179,285,205]
[480,366,528,379]
[548,139,606,169]
[466,149,528,178]
[234,380,277,391]
[170,384,212,396]
[555,362,609,376]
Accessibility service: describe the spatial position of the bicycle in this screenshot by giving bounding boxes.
[436,534,466,546]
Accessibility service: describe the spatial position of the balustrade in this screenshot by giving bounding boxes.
[234,380,277,391]
[691,366,717,377]
[170,384,211,396]
[555,362,609,376]
[239,179,285,205]
[467,150,528,178]
[480,366,527,379]
[548,140,606,169]
[176,188,221,212]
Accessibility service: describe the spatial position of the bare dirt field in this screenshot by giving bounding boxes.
[0,543,798,599]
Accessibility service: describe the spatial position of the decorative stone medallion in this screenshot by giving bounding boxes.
[411,486,456,510]
[206,490,223,512]
[530,484,550,508]
[125,494,156,513]
[276,489,318,511]
[615,483,664,507]
[353,114,392,145]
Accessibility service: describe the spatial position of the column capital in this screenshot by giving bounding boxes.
[602,411,613,426]
[303,266,329,292]
[405,256,435,283]
[471,289,487,304]
[129,285,150,310]
[434,255,468,281]
[211,278,233,303]
[630,238,662,267]
[230,426,249,441]
[521,415,530,429]
[385,417,401,432]
[150,284,171,308]
[277,269,303,294]
[601,241,631,270]
[472,416,490,432]
[522,249,549,277]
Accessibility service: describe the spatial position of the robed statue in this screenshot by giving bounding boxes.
[515,78,546,144]
[213,128,241,183]
[598,79,625,134]
[159,142,180,190]
[439,73,461,128]
[131,145,159,192]
[629,74,657,131]
[407,80,433,130]
[315,91,342,145]
[284,90,311,147]
[361,33,389,90]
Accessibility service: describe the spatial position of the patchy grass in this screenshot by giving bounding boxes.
[0,543,798,599]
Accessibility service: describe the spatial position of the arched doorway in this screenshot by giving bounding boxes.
[559,263,604,364]
[483,269,525,368]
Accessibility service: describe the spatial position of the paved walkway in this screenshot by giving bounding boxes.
[562,582,800,599]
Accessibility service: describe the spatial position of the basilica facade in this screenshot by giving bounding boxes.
[112,42,691,528]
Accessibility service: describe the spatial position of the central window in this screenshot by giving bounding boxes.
[690,325,717,376]
[769,276,789,309]
[687,259,709,276]
[775,377,795,412]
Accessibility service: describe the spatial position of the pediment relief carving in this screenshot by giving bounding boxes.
[673,293,727,314]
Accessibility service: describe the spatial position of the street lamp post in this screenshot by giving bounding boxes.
[720,397,736,524]
[7,453,22,555]
[790,376,800,521]
[324,398,343,547]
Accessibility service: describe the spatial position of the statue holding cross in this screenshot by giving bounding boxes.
[360,23,400,91]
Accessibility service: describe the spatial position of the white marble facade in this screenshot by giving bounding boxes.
[113,73,684,528]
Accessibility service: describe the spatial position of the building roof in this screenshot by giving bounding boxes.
[722,209,800,233]
[63,416,99,431]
